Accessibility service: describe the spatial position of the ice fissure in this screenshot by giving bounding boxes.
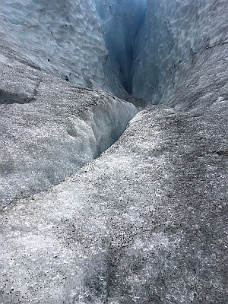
[95,0,227,104]
[95,0,146,95]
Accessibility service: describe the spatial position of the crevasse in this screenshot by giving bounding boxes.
[95,0,226,104]
[1,0,225,105]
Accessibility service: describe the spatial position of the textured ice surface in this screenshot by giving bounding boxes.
[0,101,227,302]
[0,0,126,97]
[132,0,228,103]
[0,66,137,206]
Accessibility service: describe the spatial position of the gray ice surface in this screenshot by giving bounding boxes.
[0,63,137,206]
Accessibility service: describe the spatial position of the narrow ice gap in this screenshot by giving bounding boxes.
[95,0,147,96]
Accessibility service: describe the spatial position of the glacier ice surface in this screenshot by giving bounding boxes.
[0,69,137,206]
[0,0,227,303]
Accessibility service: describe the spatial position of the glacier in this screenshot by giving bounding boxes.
[0,0,227,303]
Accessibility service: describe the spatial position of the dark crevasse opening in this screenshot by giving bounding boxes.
[95,0,146,95]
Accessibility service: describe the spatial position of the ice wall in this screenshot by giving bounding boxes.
[132,0,228,103]
[0,0,120,93]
